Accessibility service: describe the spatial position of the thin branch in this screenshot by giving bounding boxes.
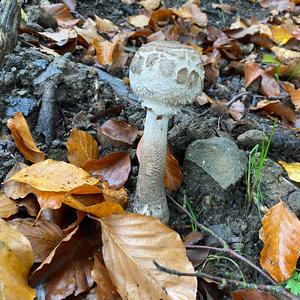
[153,261,299,300]
[226,91,251,108]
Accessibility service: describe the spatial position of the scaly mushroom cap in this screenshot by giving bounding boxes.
[129,40,204,115]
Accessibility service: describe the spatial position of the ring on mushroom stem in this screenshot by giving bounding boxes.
[130,40,204,224]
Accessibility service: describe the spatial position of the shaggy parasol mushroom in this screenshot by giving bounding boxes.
[130,40,204,223]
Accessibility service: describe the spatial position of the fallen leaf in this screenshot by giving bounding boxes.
[102,183,128,207]
[261,73,280,97]
[229,100,245,121]
[95,16,119,33]
[0,192,18,218]
[259,201,300,282]
[271,25,293,45]
[7,159,99,192]
[271,46,300,62]
[0,217,35,300]
[137,137,183,191]
[93,39,119,66]
[42,3,80,28]
[4,162,33,199]
[100,119,139,145]
[9,218,64,263]
[182,2,207,27]
[278,160,300,182]
[66,128,99,167]
[282,82,300,111]
[250,100,296,124]
[63,196,123,218]
[92,254,120,300]
[231,289,277,300]
[75,18,104,44]
[128,14,150,27]
[100,213,197,299]
[139,0,160,10]
[259,0,295,12]
[211,3,234,13]
[244,62,264,87]
[83,152,131,189]
[18,196,39,217]
[7,112,45,163]
[30,226,96,299]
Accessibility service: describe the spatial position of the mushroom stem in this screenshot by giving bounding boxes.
[133,109,170,223]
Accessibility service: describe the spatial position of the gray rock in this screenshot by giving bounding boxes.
[237,129,264,148]
[288,191,300,217]
[184,137,247,190]
[5,97,36,117]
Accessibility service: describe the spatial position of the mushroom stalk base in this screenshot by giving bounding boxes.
[133,110,169,223]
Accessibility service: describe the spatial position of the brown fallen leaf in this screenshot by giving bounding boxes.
[278,160,300,182]
[62,0,76,11]
[30,226,96,299]
[100,119,139,146]
[83,152,131,189]
[211,3,235,13]
[259,201,300,282]
[261,73,280,97]
[66,128,99,167]
[0,192,18,218]
[282,82,300,112]
[7,112,45,163]
[42,3,80,28]
[259,0,296,12]
[271,46,300,62]
[95,15,119,33]
[9,218,64,263]
[4,162,32,200]
[0,218,35,300]
[244,62,264,87]
[137,137,183,191]
[100,213,197,299]
[92,254,120,300]
[250,100,296,124]
[18,196,40,217]
[128,14,150,28]
[231,289,277,300]
[75,18,104,44]
[102,182,128,207]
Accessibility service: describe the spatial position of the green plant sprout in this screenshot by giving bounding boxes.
[285,270,300,296]
[183,193,200,231]
[246,122,277,209]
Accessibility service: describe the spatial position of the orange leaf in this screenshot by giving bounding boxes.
[83,152,131,189]
[261,73,280,97]
[102,182,128,208]
[95,15,119,33]
[100,119,138,145]
[259,201,300,282]
[7,112,45,163]
[66,128,99,167]
[63,195,123,218]
[0,192,18,218]
[232,289,277,300]
[137,137,183,191]
[93,39,118,66]
[250,100,296,124]
[9,218,64,263]
[244,62,264,87]
[100,213,197,299]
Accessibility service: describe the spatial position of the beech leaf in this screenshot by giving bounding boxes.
[0,192,18,218]
[278,160,300,182]
[100,213,197,299]
[259,201,300,282]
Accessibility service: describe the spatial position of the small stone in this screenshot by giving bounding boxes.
[237,130,265,148]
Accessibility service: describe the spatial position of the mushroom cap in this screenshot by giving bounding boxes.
[129,40,204,115]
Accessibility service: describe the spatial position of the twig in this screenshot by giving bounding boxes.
[153,261,299,300]
[226,91,251,108]
[166,193,294,293]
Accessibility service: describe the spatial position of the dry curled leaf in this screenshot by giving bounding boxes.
[244,62,264,87]
[139,0,160,10]
[66,128,99,167]
[9,218,64,263]
[102,183,128,207]
[259,201,300,282]
[282,82,300,112]
[232,289,277,300]
[137,137,183,191]
[271,46,300,62]
[95,15,119,33]
[261,73,280,97]
[278,160,300,182]
[100,213,197,299]
[7,112,45,163]
[83,152,131,189]
[0,192,18,218]
[128,15,150,27]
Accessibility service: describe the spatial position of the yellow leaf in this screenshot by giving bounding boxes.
[271,25,293,45]
[7,112,45,163]
[278,160,300,182]
[64,195,123,217]
[102,182,128,207]
[7,159,99,192]
[0,192,18,218]
[66,128,99,167]
[100,213,197,299]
